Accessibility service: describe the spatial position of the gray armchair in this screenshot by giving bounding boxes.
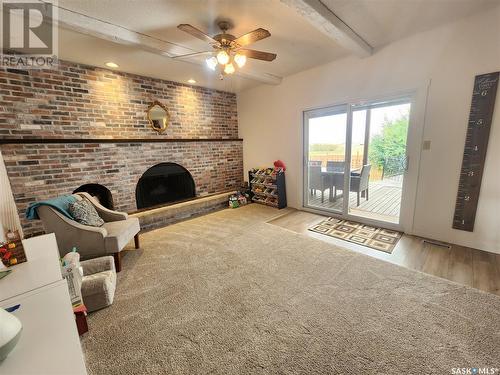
[81,256,116,312]
[36,192,140,272]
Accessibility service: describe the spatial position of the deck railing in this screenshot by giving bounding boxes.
[309,154,383,181]
[381,156,406,182]
[309,153,407,183]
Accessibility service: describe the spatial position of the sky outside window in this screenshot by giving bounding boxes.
[308,103,410,148]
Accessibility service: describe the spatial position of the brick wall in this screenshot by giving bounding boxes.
[0,61,238,139]
[0,61,242,236]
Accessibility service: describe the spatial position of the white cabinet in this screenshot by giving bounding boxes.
[0,234,62,302]
[0,234,87,374]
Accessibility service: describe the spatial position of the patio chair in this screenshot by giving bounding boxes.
[326,161,345,173]
[308,165,330,203]
[350,164,371,206]
[331,172,344,200]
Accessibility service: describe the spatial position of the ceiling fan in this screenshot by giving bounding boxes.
[175,21,277,77]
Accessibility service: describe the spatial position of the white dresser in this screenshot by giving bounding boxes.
[0,234,87,374]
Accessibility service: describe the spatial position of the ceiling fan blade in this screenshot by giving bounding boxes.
[177,24,218,44]
[234,28,270,47]
[238,49,277,62]
[171,51,213,59]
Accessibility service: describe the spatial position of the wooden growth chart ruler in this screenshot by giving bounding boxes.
[453,71,499,231]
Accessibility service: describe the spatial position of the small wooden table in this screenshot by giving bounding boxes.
[73,304,88,335]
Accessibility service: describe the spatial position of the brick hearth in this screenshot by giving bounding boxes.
[0,61,243,236]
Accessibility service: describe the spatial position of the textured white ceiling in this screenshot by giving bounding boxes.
[55,0,349,92]
[322,0,499,48]
[52,0,499,92]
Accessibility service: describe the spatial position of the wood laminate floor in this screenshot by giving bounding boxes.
[268,209,500,296]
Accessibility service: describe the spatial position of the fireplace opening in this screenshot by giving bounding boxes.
[73,183,114,209]
[136,163,196,210]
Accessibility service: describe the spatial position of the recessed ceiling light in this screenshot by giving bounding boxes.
[187,79,196,84]
[105,62,119,68]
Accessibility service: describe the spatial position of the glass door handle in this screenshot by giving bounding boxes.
[404,156,410,171]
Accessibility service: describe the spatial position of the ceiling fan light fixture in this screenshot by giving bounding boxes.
[234,53,247,68]
[205,56,218,71]
[216,50,230,65]
[177,23,276,79]
[224,63,235,75]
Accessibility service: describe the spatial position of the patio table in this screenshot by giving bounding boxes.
[320,168,361,202]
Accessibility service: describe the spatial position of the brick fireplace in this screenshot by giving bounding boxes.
[0,61,243,236]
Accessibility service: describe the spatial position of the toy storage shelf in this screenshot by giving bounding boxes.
[248,168,287,209]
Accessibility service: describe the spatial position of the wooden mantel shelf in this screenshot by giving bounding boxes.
[0,138,243,145]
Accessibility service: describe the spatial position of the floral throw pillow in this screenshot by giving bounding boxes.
[69,200,104,227]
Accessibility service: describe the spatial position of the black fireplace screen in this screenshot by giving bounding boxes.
[135,163,196,209]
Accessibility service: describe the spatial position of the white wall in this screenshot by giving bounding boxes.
[0,151,23,239]
[238,7,500,253]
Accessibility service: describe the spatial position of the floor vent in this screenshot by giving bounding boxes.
[422,239,452,249]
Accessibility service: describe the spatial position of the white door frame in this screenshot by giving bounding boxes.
[301,88,428,233]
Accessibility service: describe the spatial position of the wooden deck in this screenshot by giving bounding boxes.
[307,181,402,222]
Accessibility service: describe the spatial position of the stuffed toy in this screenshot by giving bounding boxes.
[273,160,286,171]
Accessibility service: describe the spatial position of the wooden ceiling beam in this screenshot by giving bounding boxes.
[32,0,282,85]
[281,0,373,57]
[37,1,189,57]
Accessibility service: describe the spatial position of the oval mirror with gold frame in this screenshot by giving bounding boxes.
[147,101,170,134]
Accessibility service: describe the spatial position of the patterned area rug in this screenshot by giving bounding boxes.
[309,217,402,253]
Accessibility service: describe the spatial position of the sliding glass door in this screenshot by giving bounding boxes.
[347,101,410,224]
[304,105,348,214]
[304,97,411,227]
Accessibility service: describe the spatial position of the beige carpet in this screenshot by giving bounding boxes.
[81,205,500,375]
